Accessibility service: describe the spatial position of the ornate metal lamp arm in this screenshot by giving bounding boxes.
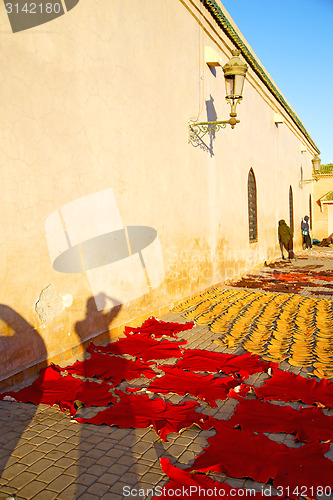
[299,170,320,186]
[188,117,239,143]
[299,156,321,186]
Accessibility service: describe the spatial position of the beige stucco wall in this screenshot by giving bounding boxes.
[0,0,318,384]
[312,176,333,239]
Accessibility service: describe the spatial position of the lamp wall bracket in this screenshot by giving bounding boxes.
[188,118,239,144]
[299,171,319,186]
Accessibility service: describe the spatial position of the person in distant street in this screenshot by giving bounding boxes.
[301,215,312,250]
[278,219,295,260]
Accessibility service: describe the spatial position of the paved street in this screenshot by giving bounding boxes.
[1,248,333,500]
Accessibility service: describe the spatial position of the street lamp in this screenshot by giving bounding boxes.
[188,49,248,143]
[312,154,321,174]
[223,49,248,128]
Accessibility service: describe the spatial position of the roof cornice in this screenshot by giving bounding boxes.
[201,0,320,153]
[319,190,333,202]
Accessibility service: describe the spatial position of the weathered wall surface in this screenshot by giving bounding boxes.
[0,0,317,384]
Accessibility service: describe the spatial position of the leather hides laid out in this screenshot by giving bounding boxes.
[76,390,209,442]
[57,350,157,385]
[0,365,116,416]
[3,316,333,496]
[176,349,277,377]
[88,334,186,362]
[140,365,240,407]
[189,418,333,499]
[228,392,333,442]
[154,458,288,500]
[254,369,333,408]
[123,317,194,338]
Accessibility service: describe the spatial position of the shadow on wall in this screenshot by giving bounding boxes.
[45,188,165,312]
[3,0,81,33]
[189,95,219,155]
[0,296,128,498]
[205,94,218,157]
[75,293,122,343]
[0,305,47,388]
[0,305,47,479]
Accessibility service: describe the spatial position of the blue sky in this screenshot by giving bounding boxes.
[220,0,333,164]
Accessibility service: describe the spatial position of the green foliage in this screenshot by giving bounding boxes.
[320,163,333,173]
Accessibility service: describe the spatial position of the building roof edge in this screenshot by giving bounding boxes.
[319,190,333,202]
[201,0,320,154]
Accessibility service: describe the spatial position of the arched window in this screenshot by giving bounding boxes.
[248,169,257,242]
[289,186,294,233]
[309,194,312,230]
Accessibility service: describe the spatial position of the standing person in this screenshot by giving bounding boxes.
[301,215,312,249]
[278,219,295,260]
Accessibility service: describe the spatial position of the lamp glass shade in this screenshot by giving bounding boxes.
[224,75,235,99]
[224,74,245,100]
[312,155,321,172]
[233,73,246,98]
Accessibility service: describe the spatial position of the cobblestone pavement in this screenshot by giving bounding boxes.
[1,248,333,500]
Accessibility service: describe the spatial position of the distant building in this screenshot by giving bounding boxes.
[0,0,320,388]
[312,164,333,240]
